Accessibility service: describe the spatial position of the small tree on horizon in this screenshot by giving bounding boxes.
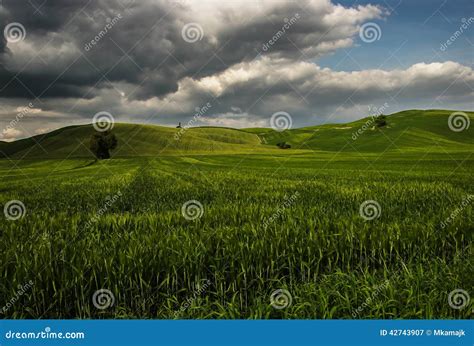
[89,130,118,160]
[375,114,388,128]
[276,141,291,149]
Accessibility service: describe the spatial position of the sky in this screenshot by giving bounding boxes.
[0,0,473,141]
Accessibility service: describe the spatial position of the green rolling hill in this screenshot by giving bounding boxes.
[255,109,473,153]
[0,109,472,159]
[0,124,267,159]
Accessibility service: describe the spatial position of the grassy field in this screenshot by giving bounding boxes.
[0,110,473,318]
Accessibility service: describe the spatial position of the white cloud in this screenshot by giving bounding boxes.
[34,127,52,135]
[155,58,474,106]
[1,128,23,141]
[180,0,386,58]
[199,112,266,128]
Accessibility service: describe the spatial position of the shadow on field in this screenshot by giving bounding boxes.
[70,160,98,170]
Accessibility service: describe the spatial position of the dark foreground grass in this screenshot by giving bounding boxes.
[0,152,473,318]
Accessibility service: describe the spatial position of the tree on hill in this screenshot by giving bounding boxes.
[375,115,387,128]
[89,130,118,159]
[276,141,291,149]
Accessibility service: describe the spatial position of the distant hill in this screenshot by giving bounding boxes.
[0,109,472,159]
[253,109,473,153]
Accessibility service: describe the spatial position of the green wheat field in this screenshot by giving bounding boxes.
[1,110,473,318]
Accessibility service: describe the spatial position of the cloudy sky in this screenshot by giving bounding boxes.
[0,0,473,140]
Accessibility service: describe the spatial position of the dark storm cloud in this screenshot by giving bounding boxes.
[1,1,166,97]
[0,0,382,100]
[2,0,86,29]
